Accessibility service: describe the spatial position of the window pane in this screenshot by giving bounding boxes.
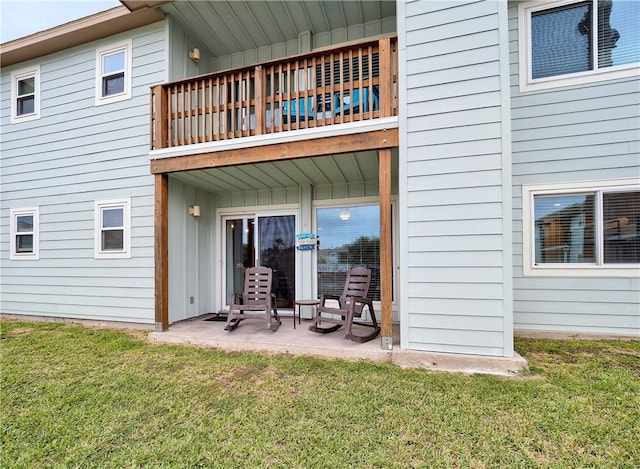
[534,194,596,264]
[531,3,591,79]
[18,77,34,96]
[317,205,380,301]
[17,96,35,115]
[16,215,33,232]
[103,73,124,96]
[102,208,123,228]
[603,191,640,264]
[103,50,125,73]
[599,0,640,68]
[102,230,124,251]
[16,234,33,253]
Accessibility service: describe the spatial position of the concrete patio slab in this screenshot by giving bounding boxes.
[148,313,395,362]
[149,313,528,376]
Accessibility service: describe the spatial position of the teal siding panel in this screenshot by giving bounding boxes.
[407,202,504,221]
[507,2,640,337]
[408,281,505,300]
[402,0,511,356]
[0,22,166,324]
[407,328,505,356]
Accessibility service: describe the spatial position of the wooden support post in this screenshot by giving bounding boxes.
[379,148,393,349]
[254,66,264,135]
[151,85,168,149]
[379,37,392,118]
[154,173,169,331]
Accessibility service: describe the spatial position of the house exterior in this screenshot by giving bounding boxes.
[1,1,638,362]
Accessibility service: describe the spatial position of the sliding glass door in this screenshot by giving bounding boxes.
[223,213,296,309]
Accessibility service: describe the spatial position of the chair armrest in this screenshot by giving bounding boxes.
[319,294,340,306]
[347,296,374,317]
[349,295,372,305]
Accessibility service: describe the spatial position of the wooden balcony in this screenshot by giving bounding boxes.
[150,37,397,150]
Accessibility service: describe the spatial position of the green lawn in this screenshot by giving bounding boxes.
[1,320,639,468]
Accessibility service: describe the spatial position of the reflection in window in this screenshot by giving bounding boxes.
[534,194,595,264]
[316,205,380,300]
[259,215,295,308]
[101,50,125,96]
[100,207,125,251]
[533,190,639,265]
[16,215,34,253]
[17,76,35,116]
[531,0,639,80]
[603,191,640,264]
[532,3,591,79]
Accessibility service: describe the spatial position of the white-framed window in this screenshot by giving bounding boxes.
[522,179,639,276]
[314,198,397,303]
[95,198,131,258]
[10,66,40,123]
[10,207,39,260]
[95,40,132,105]
[518,0,640,92]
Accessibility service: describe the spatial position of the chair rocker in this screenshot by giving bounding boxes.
[308,267,380,343]
[225,266,280,332]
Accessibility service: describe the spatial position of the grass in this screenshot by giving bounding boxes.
[1,320,639,468]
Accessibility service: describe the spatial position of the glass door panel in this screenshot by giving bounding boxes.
[223,214,295,308]
[259,215,296,309]
[224,217,255,305]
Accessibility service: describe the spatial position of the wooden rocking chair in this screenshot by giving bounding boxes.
[225,266,280,332]
[308,267,380,343]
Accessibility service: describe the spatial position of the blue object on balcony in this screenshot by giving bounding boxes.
[282,96,315,123]
[334,86,379,116]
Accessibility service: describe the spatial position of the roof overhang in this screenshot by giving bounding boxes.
[0,2,168,67]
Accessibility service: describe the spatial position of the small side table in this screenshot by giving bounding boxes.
[293,299,320,329]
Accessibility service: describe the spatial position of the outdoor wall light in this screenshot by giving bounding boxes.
[189,48,200,63]
[189,205,201,217]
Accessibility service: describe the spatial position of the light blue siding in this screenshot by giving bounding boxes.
[165,10,395,76]
[399,0,513,356]
[508,2,640,337]
[0,23,166,324]
[167,177,216,324]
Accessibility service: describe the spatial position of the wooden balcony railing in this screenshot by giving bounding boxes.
[151,37,397,150]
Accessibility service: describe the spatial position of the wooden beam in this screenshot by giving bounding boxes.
[150,128,398,174]
[154,173,169,331]
[379,148,393,349]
